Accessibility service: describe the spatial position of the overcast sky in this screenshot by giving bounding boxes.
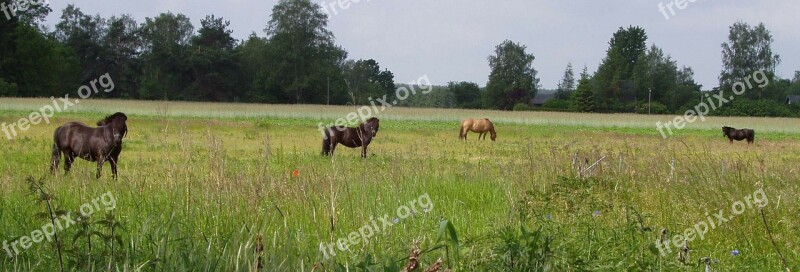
[44,0,799,90]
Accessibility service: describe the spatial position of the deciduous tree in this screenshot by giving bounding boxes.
[720,22,780,100]
[484,40,539,110]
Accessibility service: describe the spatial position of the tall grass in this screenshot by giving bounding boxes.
[0,99,797,271]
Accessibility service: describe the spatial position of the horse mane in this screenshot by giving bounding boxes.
[359,117,379,126]
[97,112,127,126]
[722,126,734,133]
[97,112,128,139]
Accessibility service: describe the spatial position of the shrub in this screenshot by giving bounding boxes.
[542,99,571,110]
[0,78,18,96]
[713,99,794,117]
[513,103,533,111]
[635,101,669,114]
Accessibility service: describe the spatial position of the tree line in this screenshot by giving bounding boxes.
[538,24,800,117]
[1,0,798,116]
[0,0,396,104]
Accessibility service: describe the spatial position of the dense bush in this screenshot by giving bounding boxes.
[542,98,571,110]
[0,79,17,96]
[712,99,796,117]
[513,103,533,111]
[634,101,670,114]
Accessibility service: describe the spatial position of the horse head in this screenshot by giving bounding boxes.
[361,118,380,138]
[98,112,128,142]
[486,118,497,141]
[722,126,732,137]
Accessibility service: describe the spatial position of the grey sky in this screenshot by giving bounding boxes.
[45,0,799,90]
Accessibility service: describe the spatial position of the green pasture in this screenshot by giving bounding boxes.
[0,98,798,271]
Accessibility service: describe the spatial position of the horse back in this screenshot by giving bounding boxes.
[326,126,363,148]
[340,127,365,148]
[482,118,494,129]
[461,118,475,128]
[54,122,110,158]
[475,118,493,131]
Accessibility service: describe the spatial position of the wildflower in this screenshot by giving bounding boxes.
[393,218,400,223]
[291,169,300,177]
[593,210,601,217]
[731,249,740,256]
[545,214,552,220]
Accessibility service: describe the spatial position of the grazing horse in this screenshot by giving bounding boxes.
[51,112,128,179]
[321,117,380,158]
[459,118,496,141]
[722,126,754,144]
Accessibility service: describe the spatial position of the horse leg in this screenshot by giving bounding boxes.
[64,154,75,174]
[329,141,337,157]
[96,159,105,179]
[51,146,61,174]
[110,156,119,180]
[322,136,331,155]
[362,145,367,158]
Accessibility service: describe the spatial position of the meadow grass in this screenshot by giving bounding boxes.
[0,98,798,271]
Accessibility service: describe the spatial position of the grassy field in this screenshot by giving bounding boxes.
[1,98,798,271]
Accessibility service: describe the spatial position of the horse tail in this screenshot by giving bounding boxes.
[50,127,61,173]
[321,132,331,155]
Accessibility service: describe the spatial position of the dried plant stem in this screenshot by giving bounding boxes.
[28,179,64,272]
[759,208,790,272]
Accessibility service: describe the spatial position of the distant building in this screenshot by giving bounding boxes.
[786,95,800,105]
[530,93,555,107]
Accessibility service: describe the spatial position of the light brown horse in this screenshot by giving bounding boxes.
[459,118,496,141]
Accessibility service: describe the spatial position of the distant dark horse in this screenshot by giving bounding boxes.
[321,117,380,158]
[722,126,754,144]
[51,112,128,179]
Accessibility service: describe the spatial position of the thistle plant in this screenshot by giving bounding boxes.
[26,176,66,272]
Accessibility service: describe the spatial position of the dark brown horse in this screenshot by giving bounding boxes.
[722,126,754,144]
[459,118,496,141]
[321,117,379,158]
[51,112,128,179]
